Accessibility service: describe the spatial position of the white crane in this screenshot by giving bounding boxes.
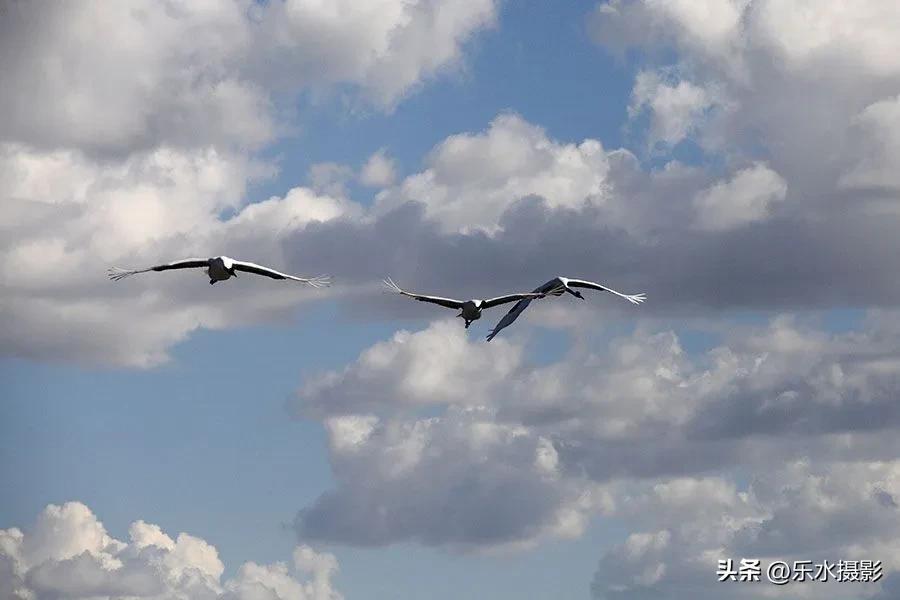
[486,276,645,340]
[108,256,330,287]
[383,277,557,329]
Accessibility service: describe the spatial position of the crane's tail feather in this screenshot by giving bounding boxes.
[107,267,141,281]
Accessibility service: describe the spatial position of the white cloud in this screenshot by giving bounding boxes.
[292,312,900,553]
[227,186,361,237]
[223,547,341,600]
[749,0,900,77]
[0,144,356,366]
[590,0,900,190]
[297,320,523,417]
[359,149,397,187]
[692,163,787,231]
[5,104,900,366]
[298,311,900,444]
[630,70,718,149]
[0,0,499,153]
[307,162,355,198]
[296,407,600,550]
[840,95,900,192]
[0,0,502,366]
[592,459,900,599]
[0,0,270,153]
[589,0,749,65]
[375,113,613,233]
[255,0,498,109]
[1,502,342,600]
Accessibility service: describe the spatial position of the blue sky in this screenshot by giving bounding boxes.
[256,2,634,202]
[4,2,900,599]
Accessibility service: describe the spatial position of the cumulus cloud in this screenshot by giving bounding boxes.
[692,162,787,231]
[296,320,523,417]
[840,94,900,192]
[295,407,601,550]
[589,0,900,191]
[629,70,719,150]
[290,312,900,561]
[359,149,397,188]
[0,501,342,600]
[374,113,614,233]
[9,100,900,365]
[0,0,503,366]
[3,0,896,364]
[0,143,355,366]
[0,0,498,154]
[307,162,355,198]
[252,0,498,109]
[4,0,898,369]
[592,459,900,599]
[299,313,900,447]
[0,1,267,154]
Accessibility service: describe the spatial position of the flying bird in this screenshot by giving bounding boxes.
[486,276,645,341]
[108,256,331,287]
[383,277,556,329]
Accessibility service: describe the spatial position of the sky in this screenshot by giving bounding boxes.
[4,1,900,599]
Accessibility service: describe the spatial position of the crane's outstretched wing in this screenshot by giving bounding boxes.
[481,292,548,309]
[107,258,209,281]
[566,278,646,305]
[231,260,331,287]
[383,277,465,309]
[485,279,565,341]
[486,297,534,341]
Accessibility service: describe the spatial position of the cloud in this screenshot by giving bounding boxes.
[0,501,342,600]
[589,0,900,189]
[0,1,270,154]
[374,113,614,233]
[308,162,355,198]
[840,94,900,192]
[299,312,900,447]
[359,149,397,188]
[8,102,900,365]
[0,0,499,154]
[291,312,900,555]
[692,162,787,231]
[0,0,500,366]
[4,0,900,374]
[629,70,719,150]
[296,320,523,418]
[592,459,900,599]
[0,143,353,367]
[295,407,601,550]
[252,0,498,110]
